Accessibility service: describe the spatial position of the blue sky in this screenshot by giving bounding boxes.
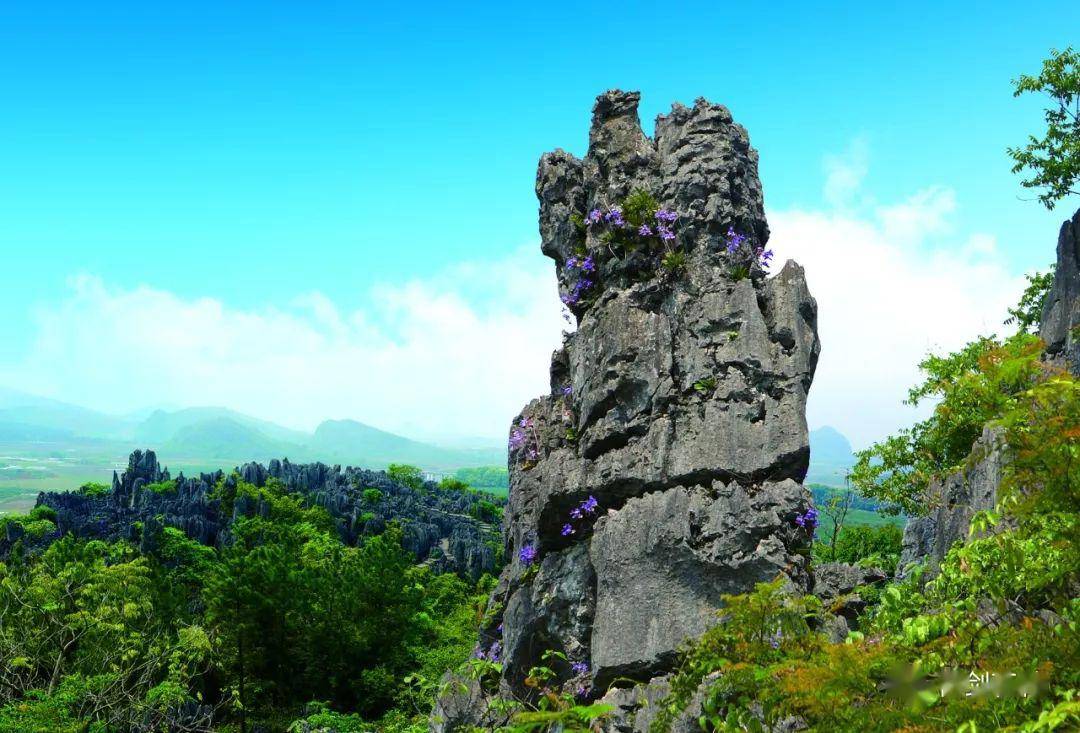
[1,1,1077,446]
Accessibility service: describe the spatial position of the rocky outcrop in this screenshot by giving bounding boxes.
[899,208,1080,574]
[432,90,820,730]
[8,449,502,578]
[812,561,888,642]
[899,426,1007,573]
[1040,207,1080,372]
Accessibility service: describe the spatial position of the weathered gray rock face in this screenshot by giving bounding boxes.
[432,89,820,729]
[812,561,887,641]
[590,479,808,685]
[1040,207,1080,372]
[899,426,1007,574]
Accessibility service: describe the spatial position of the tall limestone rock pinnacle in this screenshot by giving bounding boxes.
[432,90,820,730]
[1040,207,1080,373]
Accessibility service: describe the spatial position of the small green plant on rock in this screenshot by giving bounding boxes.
[693,376,717,393]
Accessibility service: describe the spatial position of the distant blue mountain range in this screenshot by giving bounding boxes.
[0,387,502,471]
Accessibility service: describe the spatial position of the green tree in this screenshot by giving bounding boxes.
[850,333,1043,514]
[387,463,424,491]
[1008,46,1080,209]
[1005,267,1056,333]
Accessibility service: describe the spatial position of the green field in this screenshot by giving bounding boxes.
[814,507,905,540]
[0,486,43,516]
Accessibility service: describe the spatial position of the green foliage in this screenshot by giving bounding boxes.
[1006,268,1056,333]
[0,474,490,732]
[0,505,58,541]
[387,463,424,491]
[653,578,822,732]
[660,250,686,273]
[692,376,717,393]
[467,648,614,733]
[437,477,470,493]
[621,189,659,229]
[471,499,502,524]
[76,481,110,497]
[1008,47,1080,209]
[813,523,903,575]
[287,702,367,732]
[850,333,1044,514]
[144,479,177,494]
[453,466,509,493]
[362,487,383,504]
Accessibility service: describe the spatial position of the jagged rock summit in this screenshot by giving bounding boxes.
[433,90,820,730]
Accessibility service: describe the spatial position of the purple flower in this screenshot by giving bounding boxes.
[488,641,501,662]
[497,623,503,633]
[581,255,596,272]
[604,207,625,227]
[519,543,537,566]
[768,630,781,649]
[725,227,747,254]
[561,385,573,396]
[794,507,819,529]
[561,292,577,306]
[581,495,599,514]
[638,224,653,236]
[566,256,580,269]
[561,523,575,536]
[586,208,602,224]
[519,416,533,428]
[570,507,583,520]
[509,428,526,450]
[655,209,677,223]
[572,661,590,675]
[657,225,675,242]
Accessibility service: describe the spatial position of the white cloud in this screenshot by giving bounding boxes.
[823,137,869,210]
[769,172,1025,449]
[2,247,567,444]
[0,142,1032,452]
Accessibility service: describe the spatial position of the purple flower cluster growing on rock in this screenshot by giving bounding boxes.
[724,226,774,274]
[562,495,600,538]
[794,506,818,530]
[584,202,678,248]
[725,227,747,254]
[562,255,596,307]
[509,416,540,466]
[603,207,626,227]
[571,661,590,675]
[519,543,538,566]
[473,639,502,662]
